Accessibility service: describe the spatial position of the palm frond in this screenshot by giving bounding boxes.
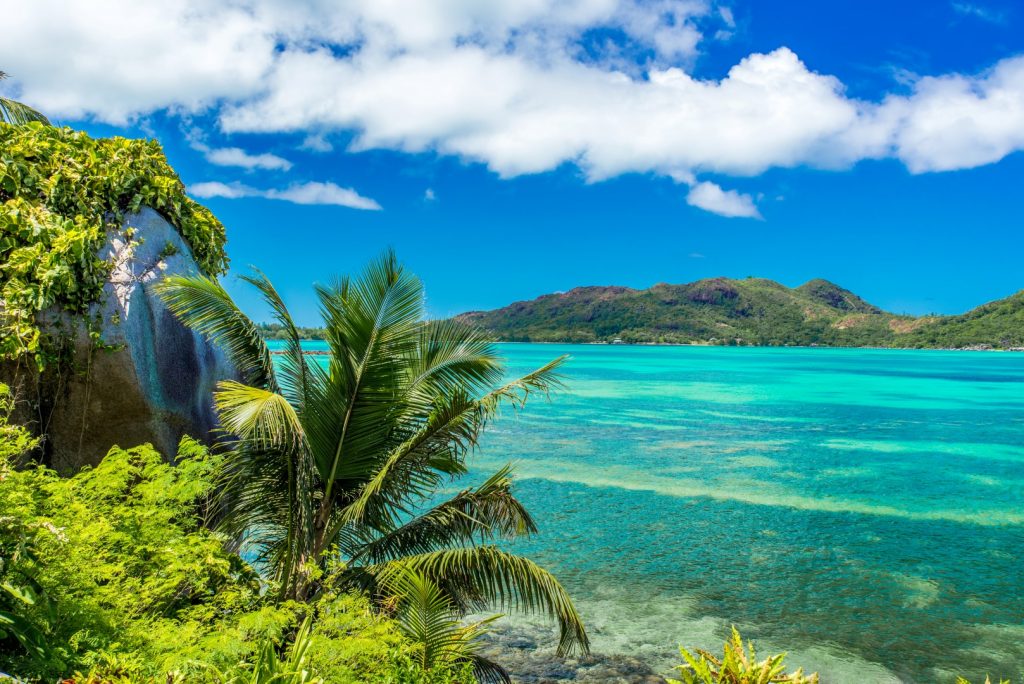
[350,464,536,565]
[307,251,425,491]
[155,275,277,390]
[477,355,569,421]
[214,381,304,449]
[382,546,589,656]
[383,566,507,682]
[404,319,504,405]
[340,390,480,527]
[241,269,313,410]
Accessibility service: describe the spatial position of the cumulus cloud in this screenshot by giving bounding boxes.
[3,0,1024,218]
[189,180,381,210]
[202,146,293,171]
[686,181,761,218]
[300,134,334,153]
[188,181,254,200]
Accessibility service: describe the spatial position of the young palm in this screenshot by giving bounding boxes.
[155,251,588,660]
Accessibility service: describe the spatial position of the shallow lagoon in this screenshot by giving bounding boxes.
[289,341,1024,682]
[476,345,1024,682]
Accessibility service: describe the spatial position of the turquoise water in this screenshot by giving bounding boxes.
[287,341,1024,682]
[475,345,1024,683]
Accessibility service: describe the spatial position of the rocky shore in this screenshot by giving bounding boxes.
[479,624,669,684]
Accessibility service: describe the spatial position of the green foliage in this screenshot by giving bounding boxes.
[258,321,328,341]
[668,627,818,684]
[0,122,228,364]
[903,291,1024,349]
[0,414,468,682]
[456,277,1024,350]
[207,616,322,684]
[382,566,507,683]
[156,251,588,678]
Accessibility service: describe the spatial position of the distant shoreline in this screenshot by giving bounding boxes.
[273,340,1024,353]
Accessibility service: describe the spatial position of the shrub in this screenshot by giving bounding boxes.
[0,402,471,682]
[668,627,818,684]
[0,123,228,364]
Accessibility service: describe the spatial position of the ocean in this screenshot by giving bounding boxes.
[286,341,1024,682]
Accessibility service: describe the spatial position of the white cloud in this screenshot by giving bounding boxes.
[266,181,382,209]
[424,188,437,201]
[300,134,334,152]
[189,180,381,210]
[885,56,1024,172]
[204,146,293,171]
[686,181,761,218]
[189,181,254,200]
[3,0,1024,218]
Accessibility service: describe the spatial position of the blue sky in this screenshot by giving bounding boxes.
[3,0,1023,323]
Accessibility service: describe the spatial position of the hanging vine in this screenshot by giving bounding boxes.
[0,122,228,367]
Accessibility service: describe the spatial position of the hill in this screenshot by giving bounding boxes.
[453,277,1024,349]
[904,290,1024,349]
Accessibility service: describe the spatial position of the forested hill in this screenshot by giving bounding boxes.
[452,277,1024,349]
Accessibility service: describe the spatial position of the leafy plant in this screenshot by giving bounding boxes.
[956,677,1012,684]
[156,251,589,674]
[0,123,227,364]
[669,627,818,684]
[208,616,323,684]
[382,566,507,683]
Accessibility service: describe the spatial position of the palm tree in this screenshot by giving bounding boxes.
[0,72,50,125]
[155,251,588,664]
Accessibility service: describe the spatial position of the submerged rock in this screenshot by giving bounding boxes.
[480,624,668,684]
[2,208,234,470]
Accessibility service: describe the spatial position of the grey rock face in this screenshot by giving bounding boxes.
[2,208,234,471]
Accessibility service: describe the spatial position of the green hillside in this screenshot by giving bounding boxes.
[904,291,1024,349]
[454,277,1024,349]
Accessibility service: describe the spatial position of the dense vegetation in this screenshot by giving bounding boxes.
[259,321,328,341]
[0,384,469,682]
[454,277,1024,350]
[0,122,228,365]
[156,252,587,681]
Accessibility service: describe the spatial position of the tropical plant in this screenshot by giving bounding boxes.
[956,677,1011,684]
[0,123,227,365]
[382,566,506,683]
[210,615,323,684]
[0,72,50,126]
[155,251,589,668]
[668,627,818,684]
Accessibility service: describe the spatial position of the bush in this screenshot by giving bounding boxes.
[0,123,228,364]
[668,627,818,684]
[0,390,472,682]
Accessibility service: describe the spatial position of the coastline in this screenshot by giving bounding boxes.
[272,340,1024,353]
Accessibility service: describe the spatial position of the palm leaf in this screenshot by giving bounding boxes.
[349,464,536,564]
[382,546,589,656]
[241,270,313,410]
[383,566,509,682]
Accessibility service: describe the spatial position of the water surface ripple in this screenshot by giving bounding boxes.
[471,345,1024,683]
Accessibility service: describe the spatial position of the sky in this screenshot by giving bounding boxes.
[2,0,1023,323]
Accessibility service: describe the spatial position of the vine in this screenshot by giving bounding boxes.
[0,122,228,367]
